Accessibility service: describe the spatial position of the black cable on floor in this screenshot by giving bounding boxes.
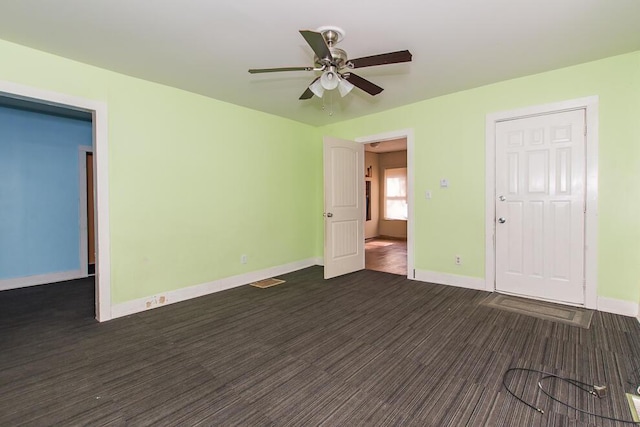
[502,367,640,425]
[502,368,546,414]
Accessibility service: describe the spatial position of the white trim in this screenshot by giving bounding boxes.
[0,80,112,321]
[93,104,110,321]
[356,128,415,279]
[78,146,92,278]
[314,257,324,266]
[0,270,84,292]
[584,102,599,309]
[414,269,486,291]
[485,96,599,309]
[597,296,639,318]
[111,258,317,319]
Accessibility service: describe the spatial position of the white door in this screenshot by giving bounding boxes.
[323,136,365,279]
[495,109,586,304]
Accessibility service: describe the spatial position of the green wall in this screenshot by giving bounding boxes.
[1,36,639,306]
[321,51,640,303]
[0,39,322,304]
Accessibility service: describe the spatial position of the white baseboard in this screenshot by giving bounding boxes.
[314,257,324,266]
[0,269,85,292]
[110,258,318,320]
[597,296,639,317]
[413,269,486,291]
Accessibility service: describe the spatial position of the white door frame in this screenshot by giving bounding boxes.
[356,128,415,279]
[485,96,599,309]
[0,80,112,321]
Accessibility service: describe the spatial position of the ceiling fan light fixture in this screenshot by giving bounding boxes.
[338,77,354,97]
[320,67,340,90]
[309,78,325,98]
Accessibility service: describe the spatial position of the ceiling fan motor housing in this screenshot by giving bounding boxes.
[315,47,348,69]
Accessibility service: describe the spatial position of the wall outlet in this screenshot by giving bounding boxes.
[455,255,462,265]
[241,254,248,264]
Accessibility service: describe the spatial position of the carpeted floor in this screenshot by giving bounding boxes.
[1,267,640,426]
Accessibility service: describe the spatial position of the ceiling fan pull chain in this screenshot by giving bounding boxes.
[328,91,334,116]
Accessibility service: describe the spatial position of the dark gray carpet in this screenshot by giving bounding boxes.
[1,267,640,426]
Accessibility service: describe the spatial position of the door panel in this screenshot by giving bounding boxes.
[495,109,586,304]
[323,136,364,279]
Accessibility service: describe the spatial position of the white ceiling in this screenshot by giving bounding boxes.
[0,1,639,127]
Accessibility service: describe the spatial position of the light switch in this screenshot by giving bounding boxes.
[440,179,449,188]
[425,190,432,200]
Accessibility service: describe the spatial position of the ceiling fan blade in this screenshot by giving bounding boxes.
[299,30,332,61]
[299,88,314,100]
[349,50,412,69]
[344,73,383,96]
[299,77,320,100]
[248,66,313,74]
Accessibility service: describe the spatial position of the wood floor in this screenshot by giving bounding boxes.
[2,267,640,426]
[365,238,407,276]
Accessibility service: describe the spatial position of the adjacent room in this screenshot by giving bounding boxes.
[364,139,408,276]
[1,1,640,425]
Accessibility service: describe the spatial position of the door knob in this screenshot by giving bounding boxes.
[498,217,506,223]
[498,195,506,201]
[324,212,333,218]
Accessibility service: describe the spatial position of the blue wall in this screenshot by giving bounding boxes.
[0,106,92,280]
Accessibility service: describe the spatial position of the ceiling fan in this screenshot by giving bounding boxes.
[248,26,412,100]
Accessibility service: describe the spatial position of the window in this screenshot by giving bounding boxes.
[384,167,407,220]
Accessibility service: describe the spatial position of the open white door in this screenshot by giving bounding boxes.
[323,136,365,279]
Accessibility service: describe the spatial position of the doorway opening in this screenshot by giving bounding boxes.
[0,80,110,321]
[363,138,408,275]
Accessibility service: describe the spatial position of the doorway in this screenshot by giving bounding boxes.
[363,137,409,276]
[0,80,111,321]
